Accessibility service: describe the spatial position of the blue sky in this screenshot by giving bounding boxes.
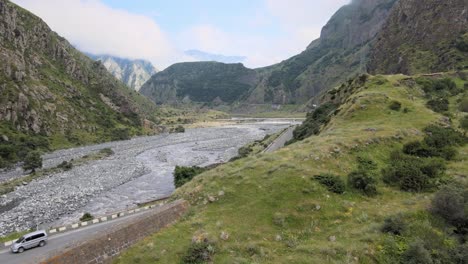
[13,0,350,68]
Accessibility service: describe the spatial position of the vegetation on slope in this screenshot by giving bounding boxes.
[115,72,468,263]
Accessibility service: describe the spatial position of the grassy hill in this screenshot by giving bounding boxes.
[114,71,467,263]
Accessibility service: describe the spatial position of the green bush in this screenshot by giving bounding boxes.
[356,156,378,171]
[389,100,402,111]
[348,170,377,196]
[423,125,466,149]
[427,98,449,113]
[459,98,468,112]
[402,240,433,264]
[173,125,185,133]
[313,174,345,194]
[80,212,93,222]
[182,241,215,264]
[23,151,42,172]
[99,148,114,156]
[111,128,131,141]
[417,77,460,96]
[381,214,406,235]
[57,161,73,171]
[382,151,444,192]
[292,103,337,141]
[430,185,467,236]
[461,116,468,131]
[174,166,206,188]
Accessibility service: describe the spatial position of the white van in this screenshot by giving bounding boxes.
[10,230,48,253]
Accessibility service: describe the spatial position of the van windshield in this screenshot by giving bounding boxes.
[16,237,24,243]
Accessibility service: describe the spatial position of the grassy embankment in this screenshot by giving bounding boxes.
[112,72,467,263]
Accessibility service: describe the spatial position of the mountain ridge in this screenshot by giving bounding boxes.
[85,53,158,91]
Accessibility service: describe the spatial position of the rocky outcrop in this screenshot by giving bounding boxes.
[0,0,157,138]
[368,0,468,74]
[86,54,158,91]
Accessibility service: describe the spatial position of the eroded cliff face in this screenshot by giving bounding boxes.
[0,0,156,137]
[368,0,468,74]
[87,54,158,91]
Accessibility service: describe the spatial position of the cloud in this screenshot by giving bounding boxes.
[12,0,351,69]
[12,0,177,68]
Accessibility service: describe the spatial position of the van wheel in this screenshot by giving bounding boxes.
[39,241,45,247]
[18,247,24,253]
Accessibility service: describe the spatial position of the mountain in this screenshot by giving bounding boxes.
[142,0,467,107]
[185,49,246,64]
[86,54,158,91]
[246,0,397,104]
[0,0,160,167]
[139,62,257,104]
[367,0,468,74]
[142,0,398,106]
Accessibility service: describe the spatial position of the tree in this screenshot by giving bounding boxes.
[23,151,42,172]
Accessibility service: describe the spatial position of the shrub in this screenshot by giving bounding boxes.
[111,128,131,141]
[348,170,377,196]
[57,161,73,171]
[356,156,378,171]
[459,98,468,112]
[402,240,433,264]
[389,100,402,111]
[423,125,466,149]
[99,148,114,156]
[382,151,443,192]
[461,116,468,131]
[381,214,406,235]
[313,174,345,194]
[23,151,42,172]
[174,166,206,188]
[292,103,337,141]
[427,98,449,113]
[80,212,93,222]
[430,185,467,234]
[182,241,215,264]
[174,125,185,133]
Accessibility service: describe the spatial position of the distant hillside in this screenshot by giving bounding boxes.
[140,62,257,104]
[142,0,398,105]
[185,49,246,64]
[247,0,397,104]
[86,54,158,91]
[142,0,467,107]
[0,0,160,167]
[367,0,468,74]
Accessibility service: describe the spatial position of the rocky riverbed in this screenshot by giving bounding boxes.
[0,120,294,236]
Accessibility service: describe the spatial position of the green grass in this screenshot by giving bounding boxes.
[114,73,467,263]
[0,230,31,243]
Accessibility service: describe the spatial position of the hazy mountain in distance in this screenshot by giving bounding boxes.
[86,54,158,91]
[185,49,246,64]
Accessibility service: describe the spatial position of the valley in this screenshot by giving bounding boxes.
[0,119,296,236]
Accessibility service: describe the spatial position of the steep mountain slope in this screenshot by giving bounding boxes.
[141,0,397,106]
[86,54,158,91]
[117,71,468,263]
[0,0,159,166]
[248,0,397,104]
[140,62,257,104]
[368,0,468,74]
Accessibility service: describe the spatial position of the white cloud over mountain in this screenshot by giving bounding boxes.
[13,0,350,69]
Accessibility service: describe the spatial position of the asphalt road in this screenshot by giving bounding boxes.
[264,126,296,153]
[0,205,161,264]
